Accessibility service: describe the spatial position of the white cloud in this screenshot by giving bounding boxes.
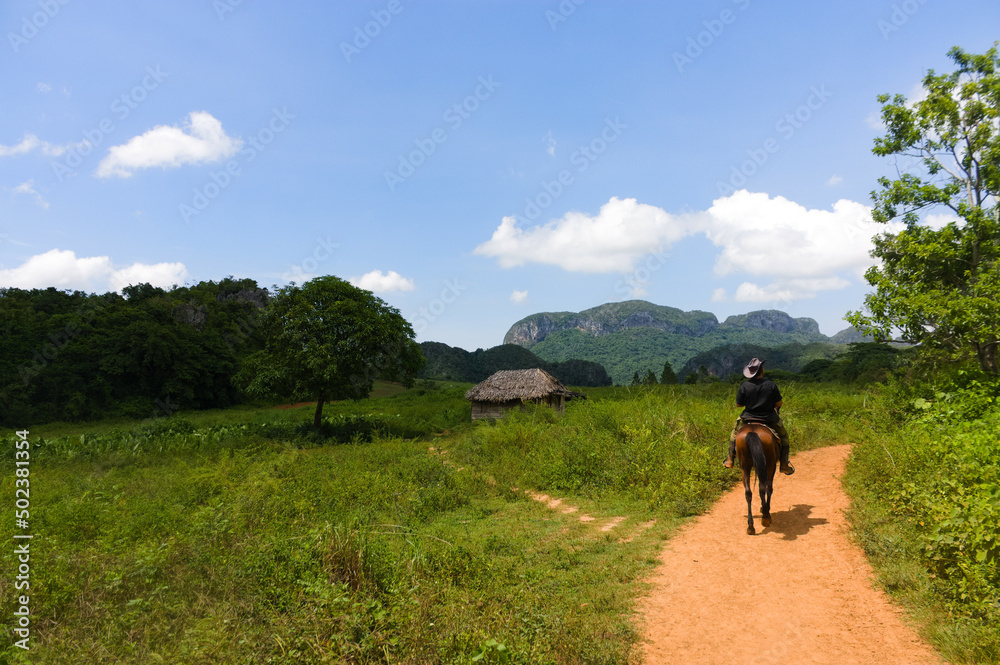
[865,110,884,130]
[476,190,904,303]
[827,175,843,186]
[96,111,242,178]
[510,289,528,304]
[731,278,849,303]
[704,191,888,280]
[0,134,71,157]
[36,82,52,93]
[109,262,189,291]
[0,249,188,292]
[711,288,727,302]
[9,180,49,209]
[908,82,930,105]
[474,197,700,273]
[350,270,415,293]
[733,282,796,303]
[924,213,964,230]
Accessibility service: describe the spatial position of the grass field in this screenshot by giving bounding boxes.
[3,379,988,663]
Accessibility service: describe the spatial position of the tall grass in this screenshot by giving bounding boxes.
[0,382,870,663]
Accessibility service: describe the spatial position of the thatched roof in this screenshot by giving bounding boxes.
[465,368,585,403]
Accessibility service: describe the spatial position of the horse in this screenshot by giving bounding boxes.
[734,422,780,535]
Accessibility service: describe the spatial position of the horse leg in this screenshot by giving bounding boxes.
[760,441,777,528]
[760,478,771,528]
[743,470,755,535]
[766,475,774,521]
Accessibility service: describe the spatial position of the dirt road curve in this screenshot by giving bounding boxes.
[640,445,946,665]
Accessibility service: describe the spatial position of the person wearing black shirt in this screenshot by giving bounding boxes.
[722,357,795,474]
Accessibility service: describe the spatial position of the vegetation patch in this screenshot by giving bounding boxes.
[1,382,866,664]
[845,373,1000,664]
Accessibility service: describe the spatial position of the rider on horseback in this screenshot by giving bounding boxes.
[723,358,795,475]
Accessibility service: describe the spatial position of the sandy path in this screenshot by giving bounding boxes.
[640,445,945,665]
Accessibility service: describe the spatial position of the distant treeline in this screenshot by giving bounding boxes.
[418,341,612,387]
[0,278,269,426]
[674,342,906,384]
[417,339,899,389]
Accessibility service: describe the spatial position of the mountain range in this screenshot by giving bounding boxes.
[501,300,866,385]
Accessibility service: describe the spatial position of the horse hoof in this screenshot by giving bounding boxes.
[761,517,771,527]
[746,526,755,535]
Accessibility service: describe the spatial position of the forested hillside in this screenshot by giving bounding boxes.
[0,278,268,425]
[503,300,849,384]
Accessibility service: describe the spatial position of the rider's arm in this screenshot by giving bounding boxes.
[775,399,782,412]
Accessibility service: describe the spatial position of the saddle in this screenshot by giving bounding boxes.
[739,418,780,444]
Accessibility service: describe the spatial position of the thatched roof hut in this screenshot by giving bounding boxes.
[465,368,585,420]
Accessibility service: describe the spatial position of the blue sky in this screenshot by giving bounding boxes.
[2,1,998,350]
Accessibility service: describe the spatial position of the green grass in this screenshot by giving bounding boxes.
[0,436,664,662]
[0,381,904,663]
[26,380,474,440]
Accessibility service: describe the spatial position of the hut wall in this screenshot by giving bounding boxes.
[471,400,510,420]
[544,395,566,413]
[471,396,568,421]
[471,399,527,421]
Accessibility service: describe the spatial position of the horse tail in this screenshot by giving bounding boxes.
[746,431,767,484]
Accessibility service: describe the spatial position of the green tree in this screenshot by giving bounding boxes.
[237,276,424,428]
[631,371,641,386]
[643,369,657,385]
[660,360,676,384]
[847,45,1000,374]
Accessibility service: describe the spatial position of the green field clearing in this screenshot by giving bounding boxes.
[3,380,995,663]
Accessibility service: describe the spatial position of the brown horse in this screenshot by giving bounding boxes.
[734,423,779,535]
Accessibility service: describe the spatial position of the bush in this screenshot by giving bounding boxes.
[847,391,1000,662]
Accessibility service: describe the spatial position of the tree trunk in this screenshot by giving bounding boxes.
[313,392,327,430]
[976,342,999,375]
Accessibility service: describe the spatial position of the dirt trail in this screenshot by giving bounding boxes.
[640,445,946,665]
